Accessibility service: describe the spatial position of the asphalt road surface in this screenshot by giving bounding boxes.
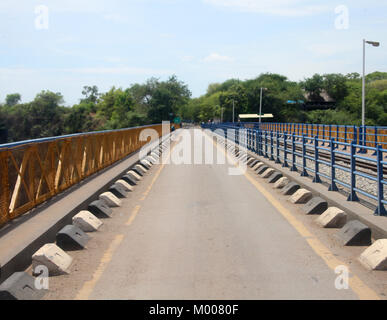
[44,129,387,300]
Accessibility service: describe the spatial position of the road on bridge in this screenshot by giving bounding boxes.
[44,129,387,300]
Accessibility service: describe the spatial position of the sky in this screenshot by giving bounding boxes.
[0,0,386,106]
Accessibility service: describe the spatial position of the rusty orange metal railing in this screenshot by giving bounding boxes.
[0,123,176,227]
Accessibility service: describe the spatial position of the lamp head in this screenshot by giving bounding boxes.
[366,40,380,47]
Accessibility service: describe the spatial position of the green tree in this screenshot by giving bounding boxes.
[5,93,21,106]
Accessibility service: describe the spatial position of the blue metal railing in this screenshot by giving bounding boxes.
[213,122,387,153]
[202,123,387,216]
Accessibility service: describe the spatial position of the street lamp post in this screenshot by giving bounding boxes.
[362,39,380,151]
[232,99,235,123]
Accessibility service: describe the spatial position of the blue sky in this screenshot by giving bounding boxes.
[0,0,386,105]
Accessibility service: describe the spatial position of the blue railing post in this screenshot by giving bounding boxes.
[343,125,348,151]
[283,132,289,168]
[347,141,359,201]
[359,126,367,154]
[328,124,332,147]
[313,136,321,183]
[291,133,297,172]
[335,125,339,149]
[255,129,259,154]
[275,131,280,164]
[372,126,378,156]
[301,135,308,177]
[270,131,274,160]
[328,138,338,191]
[249,128,252,150]
[258,129,263,156]
[264,131,269,158]
[375,145,387,216]
[322,125,326,146]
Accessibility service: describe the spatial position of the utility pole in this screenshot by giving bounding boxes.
[221,107,224,123]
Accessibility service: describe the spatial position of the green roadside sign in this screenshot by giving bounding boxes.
[173,117,181,124]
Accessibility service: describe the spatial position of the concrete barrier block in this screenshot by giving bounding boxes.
[289,189,313,204]
[135,164,147,174]
[253,162,264,170]
[261,168,275,178]
[249,160,259,167]
[281,182,300,195]
[335,220,372,246]
[88,200,113,218]
[32,243,73,275]
[109,183,128,198]
[359,239,387,270]
[268,172,282,184]
[303,197,328,215]
[132,166,145,176]
[116,179,133,192]
[274,177,289,189]
[0,272,47,300]
[56,225,90,250]
[127,170,142,181]
[315,207,347,228]
[140,160,151,169]
[99,192,122,207]
[122,174,137,186]
[257,165,269,175]
[247,158,256,166]
[146,156,157,164]
[73,210,103,232]
[151,152,159,159]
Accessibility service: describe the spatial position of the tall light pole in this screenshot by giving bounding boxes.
[232,99,235,123]
[259,88,267,124]
[362,39,380,151]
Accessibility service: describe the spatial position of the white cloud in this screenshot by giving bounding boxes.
[203,0,329,17]
[203,53,234,63]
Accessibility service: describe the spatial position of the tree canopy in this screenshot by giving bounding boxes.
[0,71,386,144]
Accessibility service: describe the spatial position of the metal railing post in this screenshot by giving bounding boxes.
[343,125,348,151]
[328,138,338,191]
[322,125,326,146]
[290,133,297,171]
[283,132,289,168]
[328,125,332,147]
[301,135,308,177]
[347,141,359,201]
[270,131,274,160]
[375,145,387,216]
[264,131,269,158]
[372,126,378,156]
[275,131,280,164]
[313,136,321,183]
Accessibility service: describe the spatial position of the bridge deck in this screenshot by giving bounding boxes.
[44,129,386,300]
